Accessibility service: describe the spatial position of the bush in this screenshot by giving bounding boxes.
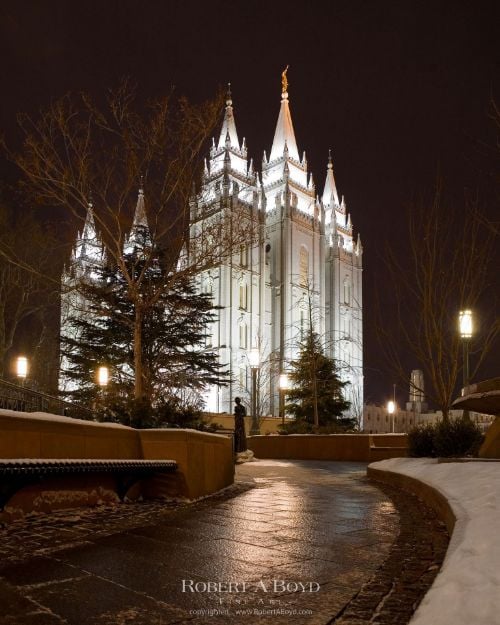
[433,418,484,458]
[279,418,357,435]
[408,423,436,457]
[279,420,313,434]
[408,418,484,458]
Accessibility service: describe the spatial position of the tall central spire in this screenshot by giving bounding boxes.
[217,83,240,150]
[322,150,339,207]
[270,67,300,162]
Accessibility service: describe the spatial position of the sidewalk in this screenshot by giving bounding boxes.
[0,460,445,624]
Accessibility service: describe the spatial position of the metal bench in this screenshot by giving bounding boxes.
[0,459,178,509]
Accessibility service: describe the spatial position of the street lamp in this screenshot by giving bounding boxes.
[95,365,109,418]
[279,372,291,426]
[16,356,28,387]
[459,309,473,388]
[97,366,109,387]
[248,348,260,435]
[459,309,473,420]
[387,400,395,433]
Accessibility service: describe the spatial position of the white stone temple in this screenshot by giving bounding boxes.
[190,76,363,416]
[61,74,363,417]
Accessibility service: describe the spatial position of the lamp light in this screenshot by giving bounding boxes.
[16,356,28,380]
[279,372,291,390]
[459,309,473,339]
[97,366,109,387]
[248,348,260,369]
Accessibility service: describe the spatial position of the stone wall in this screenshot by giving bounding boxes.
[139,429,234,499]
[0,409,234,517]
[0,410,140,460]
[247,433,408,462]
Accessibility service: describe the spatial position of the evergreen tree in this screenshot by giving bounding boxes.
[285,330,352,430]
[61,227,227,426]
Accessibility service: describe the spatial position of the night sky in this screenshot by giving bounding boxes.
[1,0,498,405]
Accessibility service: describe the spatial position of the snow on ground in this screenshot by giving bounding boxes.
[0,407,131,428]
[370,458,500,625]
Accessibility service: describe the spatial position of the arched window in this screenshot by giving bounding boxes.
[299,246,309,287]
[203,275,213,295]
[239,323,247,349]
[239,367,247,389]
[239,244,248,267]
[239,282,248,310]
[343,278,351,305]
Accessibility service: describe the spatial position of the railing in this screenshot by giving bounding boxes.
[0,378,94,420]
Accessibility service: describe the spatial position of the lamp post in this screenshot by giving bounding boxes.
[16,356,28,387]
[97,366,109,388]
[387,400,395,433]
[459,309,473,389]
[459,309,473,420]
[249,348,260,435]
[96,365,109,417]
[279,372,290,426]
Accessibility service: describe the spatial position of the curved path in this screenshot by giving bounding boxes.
[0,460,445,624]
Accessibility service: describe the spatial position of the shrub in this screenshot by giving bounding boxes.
[279,418,357,435]
[279,420,313,434]
[408,423,436,457]
[408,418,484,458]
[433,418,484,458]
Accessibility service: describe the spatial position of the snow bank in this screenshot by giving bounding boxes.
[370,458,500,625]
[0,408,131,428]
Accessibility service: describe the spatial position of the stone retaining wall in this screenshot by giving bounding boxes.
[0,409,234,516]
[139,428,234,499]
[367,463,456,534]
[247,433,408,462]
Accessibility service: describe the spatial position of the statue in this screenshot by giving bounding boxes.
[281,65,289,94]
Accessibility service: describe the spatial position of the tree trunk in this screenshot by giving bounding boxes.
[312,363,319,429]
[134,305,143,400]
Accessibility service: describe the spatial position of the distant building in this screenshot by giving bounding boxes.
[363,370,495,433]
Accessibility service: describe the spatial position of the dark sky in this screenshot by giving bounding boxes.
[1,0,498,405]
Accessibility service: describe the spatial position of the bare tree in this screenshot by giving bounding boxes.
[376,181,499,420]
[348,385,364,431]
[0,205,57,377]
[4,81,255,403]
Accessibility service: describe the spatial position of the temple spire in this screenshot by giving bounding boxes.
[131,178,148,231]
[217,82,240,150]
[322,150,339,207]
[74,197,102,265]
[270,67,300,161]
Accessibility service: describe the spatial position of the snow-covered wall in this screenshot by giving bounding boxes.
[369,458,500,625]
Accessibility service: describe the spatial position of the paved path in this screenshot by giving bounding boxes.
[0,460,446,625]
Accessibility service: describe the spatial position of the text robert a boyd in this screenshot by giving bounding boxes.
[182,580,321,593]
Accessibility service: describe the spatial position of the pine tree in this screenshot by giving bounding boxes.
[285,330,352,430]
[61,227,227,426]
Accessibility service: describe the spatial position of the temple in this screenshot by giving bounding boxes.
[61,76,363,417]
[190,78,363,416]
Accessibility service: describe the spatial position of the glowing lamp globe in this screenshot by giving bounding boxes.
[16,356,28,379]
[248,348,260,369]
[97,366,109,387]
[279,373,291,390]
[459,310,473,339]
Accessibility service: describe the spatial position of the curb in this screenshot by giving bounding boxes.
[367,465,456,534]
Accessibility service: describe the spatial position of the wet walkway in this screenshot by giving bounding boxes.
[0,460,443,625]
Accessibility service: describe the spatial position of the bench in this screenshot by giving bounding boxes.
[0,459,178,509]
